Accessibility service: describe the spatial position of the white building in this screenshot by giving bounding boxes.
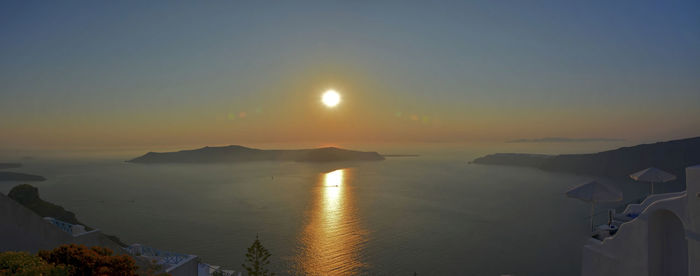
[124,243,241,276]
[582,165,700,276]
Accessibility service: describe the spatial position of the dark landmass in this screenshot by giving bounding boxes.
[128,145,385,164]
[9,184,81,225]
[7,184,126,246]
[473,136,700,182]
[0,163,22,169]
[0,172,46,181]
[0,162,46,181]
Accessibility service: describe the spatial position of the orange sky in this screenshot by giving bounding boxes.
[2,2,699,151]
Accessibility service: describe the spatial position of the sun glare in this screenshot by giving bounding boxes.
[322,90,341,108]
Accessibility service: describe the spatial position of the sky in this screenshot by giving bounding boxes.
[1,0,699,151]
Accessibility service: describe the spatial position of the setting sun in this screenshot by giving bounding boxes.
[321,89,341,108]
[2,2,699,275]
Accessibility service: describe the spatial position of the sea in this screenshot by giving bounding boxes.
[0,142,654,275]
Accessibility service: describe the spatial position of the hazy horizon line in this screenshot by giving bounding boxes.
[507,137,626,143]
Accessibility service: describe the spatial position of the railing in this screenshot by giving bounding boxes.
[620,191,685,216]
[44,217,74,234]
[586,191,686,224]
[125,244,190,265]
[43,217,99,238]
[613,196,646,214]
[199,263,240,276]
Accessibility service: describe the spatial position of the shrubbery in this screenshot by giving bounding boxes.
[1,244,140,276]
[38,244,137,276]
[0,251,68,276]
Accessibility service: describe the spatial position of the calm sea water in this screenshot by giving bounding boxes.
[1,152,642,275]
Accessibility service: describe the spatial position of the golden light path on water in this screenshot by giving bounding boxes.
[294,169,368,275]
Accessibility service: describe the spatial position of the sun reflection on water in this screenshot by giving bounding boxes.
[323,169,342,212]
[294,169,367,275]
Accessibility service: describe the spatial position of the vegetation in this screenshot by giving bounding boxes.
[1,244,174,276]
[241,235,274,276]
[38,244,138,275]
[0,251,68,276]
[142,259,170,276]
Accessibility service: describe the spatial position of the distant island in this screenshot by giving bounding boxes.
[0,163,46,182]
[0,163,22,170]
[473,136,700,182]
[382,154,420,157]
[0,172,46,181]
[128,145,385,163]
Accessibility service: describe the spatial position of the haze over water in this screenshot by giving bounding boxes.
[0,143,650,275]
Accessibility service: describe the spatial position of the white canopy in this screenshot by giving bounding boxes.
[630,167,676,194]
[629,167,676,183]
[566,180,623,231]
[566,180,623,203]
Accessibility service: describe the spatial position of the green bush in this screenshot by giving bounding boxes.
[0,251,68,276]
[38,244,137,276]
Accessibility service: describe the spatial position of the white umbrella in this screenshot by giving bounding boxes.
[629,167,676,194]
[566,180,623,230]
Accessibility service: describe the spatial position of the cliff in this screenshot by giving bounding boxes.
[473,137,700,182]
[8,184,81,225]
[7,184,126,247]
